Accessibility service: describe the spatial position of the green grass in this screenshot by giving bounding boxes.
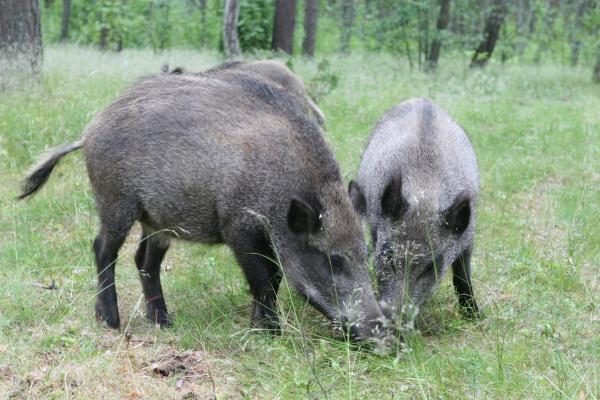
[1,46,598,399]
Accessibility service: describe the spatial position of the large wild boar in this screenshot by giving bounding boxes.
[349,98,480,322]
[18,63,392,344]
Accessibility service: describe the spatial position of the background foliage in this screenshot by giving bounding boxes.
[39,0,600,66]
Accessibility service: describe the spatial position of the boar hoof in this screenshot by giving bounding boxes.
[147,306,172,327]
[251,318,281,336]
[95,300,120,329]
[460,304,482,321]
[251,307,280,335]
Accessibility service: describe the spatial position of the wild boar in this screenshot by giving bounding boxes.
[164,60,325,126]
[349,98,480,322]
[18,64,392,344]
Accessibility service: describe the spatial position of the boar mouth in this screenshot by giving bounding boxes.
[337,315,394,346]
[298,284,392,343]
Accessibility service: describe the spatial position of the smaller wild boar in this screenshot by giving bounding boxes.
[19,62,392,345]
[164,60,325,126]
[349,98,480,322]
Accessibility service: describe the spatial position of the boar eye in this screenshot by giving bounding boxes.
[442,196,470,234]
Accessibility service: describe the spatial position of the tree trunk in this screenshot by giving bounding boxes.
[401,23,414,70]
[272,0,296,54]
[223,0,241,58]
[0,0,43,82]
[417,3,429,69]
[593,48,600,84]
[60,0,71,42]
[528,3,536,34]
[470,0,507,68]
[374,0,387,46]
[200,0,207,48]
[302,0,318,56]
[534,0,559,63]
[187,0,208,48]
[515,0,530,59]
[426,0,451,72]
[99,26,109,50]
[339,0,355,53]
[569,0,587,67]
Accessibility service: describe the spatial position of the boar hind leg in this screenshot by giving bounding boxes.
[232,232,281,333]
[94,218,135,329]
[452,247,481,320]
[135,228,172,327]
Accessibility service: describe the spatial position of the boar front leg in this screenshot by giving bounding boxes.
[232,231,282,334]
[451,247,481,320]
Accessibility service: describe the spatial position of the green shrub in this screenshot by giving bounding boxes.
[238,0,274,51]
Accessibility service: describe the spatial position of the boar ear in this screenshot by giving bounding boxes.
[288,197,321,235]
[443,193,471,234]
[348,180,366,215]
[381,175,407,219]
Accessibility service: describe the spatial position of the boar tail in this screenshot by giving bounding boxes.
[17,139,84,200]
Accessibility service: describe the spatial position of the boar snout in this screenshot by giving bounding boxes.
[347,316,389,340]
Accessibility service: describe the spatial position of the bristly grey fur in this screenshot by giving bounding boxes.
[350,98,481,322]
[18,61,392,346]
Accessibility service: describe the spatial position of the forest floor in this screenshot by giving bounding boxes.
[0,46,598,399]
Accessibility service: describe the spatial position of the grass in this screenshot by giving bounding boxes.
[0,46,598,399]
